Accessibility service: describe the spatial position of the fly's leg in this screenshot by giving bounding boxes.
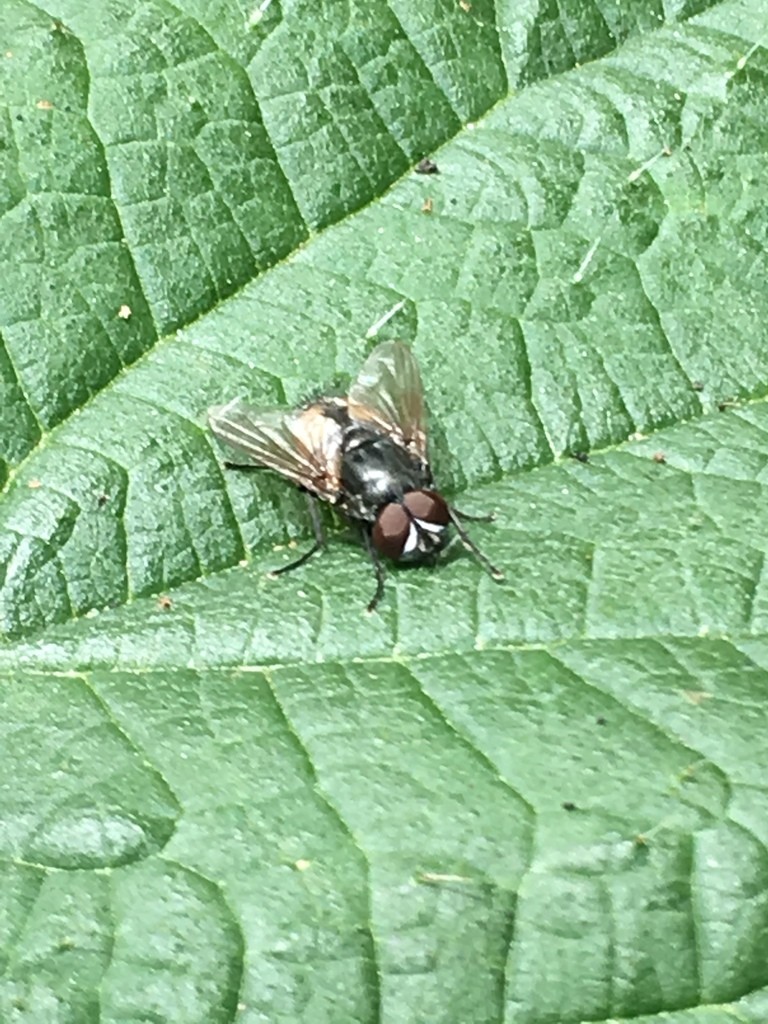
[222,465,325,578]
[362,528,387,613]
[269,492,326,577]
[448,508,504,581]
[451,507,496,523]
[223,461,262,471]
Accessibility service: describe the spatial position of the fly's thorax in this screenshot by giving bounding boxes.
[311,396,350,427]
[339,427,430,520]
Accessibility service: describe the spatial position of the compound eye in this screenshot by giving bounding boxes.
[372,503,411,560]
[403,489,450,526]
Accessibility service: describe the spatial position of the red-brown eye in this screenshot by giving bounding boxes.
[372,503,411,559]
[403,489,450,525]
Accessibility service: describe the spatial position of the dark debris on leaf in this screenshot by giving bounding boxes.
[415,157,439,175]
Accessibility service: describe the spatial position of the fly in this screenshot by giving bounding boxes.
[208,341,503,611]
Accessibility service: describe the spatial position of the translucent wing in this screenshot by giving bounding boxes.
[208,398,343,501]
[347,341,427,459]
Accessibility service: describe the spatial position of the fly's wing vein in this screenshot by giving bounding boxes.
[208,400,342,500]
[347,341,427,460]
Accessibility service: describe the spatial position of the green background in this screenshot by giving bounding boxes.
[2,0,768,1020]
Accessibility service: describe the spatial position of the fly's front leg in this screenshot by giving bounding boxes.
[362,526,387,613]
[451,507,496,523]
[269,492,326,577]
[448,508,504,581]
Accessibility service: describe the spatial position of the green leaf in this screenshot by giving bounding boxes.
[2,0,768,1021]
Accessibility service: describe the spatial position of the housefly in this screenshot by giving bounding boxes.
[208,341,503,611]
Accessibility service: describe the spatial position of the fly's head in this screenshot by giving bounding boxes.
[371,489,450,563]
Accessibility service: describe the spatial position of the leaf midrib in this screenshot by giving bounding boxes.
[0,629,752,676]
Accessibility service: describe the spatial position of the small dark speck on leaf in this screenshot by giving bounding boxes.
[157,595,173,610]
[570,451,589,463]
[692,380,704,391]
[97,494,109,507]
[652,452,666,464]
[415,157,439,175]
[562,801,577,811]
[596,716,607,726]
